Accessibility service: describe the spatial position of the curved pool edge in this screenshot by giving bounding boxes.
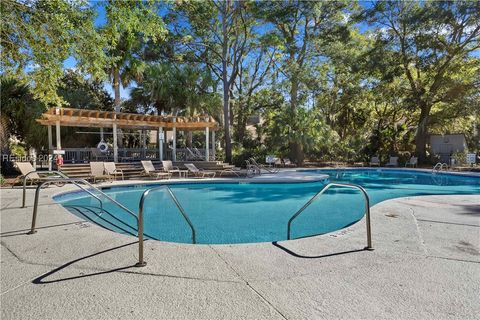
[295,166,480,178]
[46,168,480,246]
[45,182,480,248]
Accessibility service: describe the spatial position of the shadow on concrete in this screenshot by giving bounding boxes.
[272,241,367,259]
[0,221,88,238]
[32,241,140,284]
[457,204,480,216]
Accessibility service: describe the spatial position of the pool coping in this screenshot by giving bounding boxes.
[43,167,480,247]
[49,166,480,201]
[295,166,480,178]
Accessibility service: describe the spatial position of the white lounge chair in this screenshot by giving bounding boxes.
[386,157,399,167]
[369,156,380,167]
[89,162,112,183]
[14,162,64,185]
[249,158,279,173]
[405,156,418,168]
[162,160,181,176]
[104,162,124,180]
[184,163,216,178]
[141,160,171,179]
[282,158,296,167]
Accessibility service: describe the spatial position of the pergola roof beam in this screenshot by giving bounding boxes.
[36,107,219,131]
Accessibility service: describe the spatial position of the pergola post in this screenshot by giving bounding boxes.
[113,123,118,162]
[205,127,209,161]
[172,118,177,161]
[158,127,164,160]
[55,121,61,150]
[47,125,53,170]
[212,130,215,160]
[47,125,53,150]
[141,129,146,158]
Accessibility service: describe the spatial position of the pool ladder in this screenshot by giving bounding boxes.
[25,178,195,267]
[287,183,373,251]
[432,162,448,174]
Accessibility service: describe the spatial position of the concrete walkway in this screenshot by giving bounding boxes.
[1,183,479,319]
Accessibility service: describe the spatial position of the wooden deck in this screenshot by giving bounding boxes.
[59,161,235,179]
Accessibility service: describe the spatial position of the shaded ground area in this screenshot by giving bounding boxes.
[1,184,479,319]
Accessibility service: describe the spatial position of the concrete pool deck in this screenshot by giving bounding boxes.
[1,175,479,319]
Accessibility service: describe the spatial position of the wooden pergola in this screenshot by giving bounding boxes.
[36,107,219,162]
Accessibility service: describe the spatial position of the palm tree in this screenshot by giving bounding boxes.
[128,63,221,117]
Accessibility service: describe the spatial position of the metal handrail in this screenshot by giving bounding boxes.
[249,158,280,174]
[22,170,69,208]
[23,172,104,211]
[139,185,196,244]
[287,182,373,250]
[335,167,347,179]
[432,162,448,173]
[27,178,147,267]
[245,160,257,178]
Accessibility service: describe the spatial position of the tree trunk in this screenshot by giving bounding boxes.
[221,1,232,163]
[236,112,248,145]
[222,78,232,163]
[289,75,305,165]
[113,68,121,112]
[414,104,430,164]
[112,68,123,148]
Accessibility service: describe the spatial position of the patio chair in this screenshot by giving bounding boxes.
[405,156,418,168]
[265,155,277,167]
[184,163,216,178]
[89,162,112,183]
[282,158,296,167]
[141,160,171,179]
[218,166,248,177]
[104,162,124,180]
[385,157,399,167]
[14,161,65,185]
[162,160,181,177]
[274,158,283,167]
[369,156,380,167]
[249,158,280,174]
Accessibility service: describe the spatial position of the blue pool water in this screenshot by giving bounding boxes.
[54,169,480,244]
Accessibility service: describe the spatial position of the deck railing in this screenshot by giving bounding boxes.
[59,148,214,163]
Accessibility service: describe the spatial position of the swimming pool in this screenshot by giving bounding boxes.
[54,169,480,244]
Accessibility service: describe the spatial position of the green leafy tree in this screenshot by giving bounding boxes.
[173,0,252,163]
[58,70,114,111]
[364,0,480,162]
[313,30,373,156]
[1,0,107,105]
[254,0,353,164]
[263,106,333,161]
[100,0,167,112]
[126,63,221,116]
[0,76,46,150]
